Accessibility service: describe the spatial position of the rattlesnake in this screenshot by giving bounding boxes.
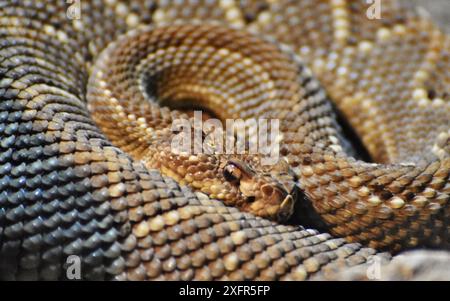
[0,0,448,280]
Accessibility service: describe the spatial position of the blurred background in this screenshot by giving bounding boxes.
[406,0,450,32]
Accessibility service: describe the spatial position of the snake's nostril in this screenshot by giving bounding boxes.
[261,184,274,197]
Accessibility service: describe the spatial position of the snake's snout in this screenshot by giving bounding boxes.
[261,183,278,198]
[259,183,295,222]
[278,195,295,222]
[222,160,296,221]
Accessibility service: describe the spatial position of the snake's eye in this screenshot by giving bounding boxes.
[223,163,242,183]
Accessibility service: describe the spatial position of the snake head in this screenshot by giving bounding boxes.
[143,139,296,222]
[222,159,297,222]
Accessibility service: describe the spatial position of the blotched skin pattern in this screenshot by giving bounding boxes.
[0,0,448,280]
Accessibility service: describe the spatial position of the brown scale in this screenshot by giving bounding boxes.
[238,0,270,24]
[251,0,336,65]
[346,0,410,43]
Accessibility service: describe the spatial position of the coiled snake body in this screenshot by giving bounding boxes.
[0,0,449,280]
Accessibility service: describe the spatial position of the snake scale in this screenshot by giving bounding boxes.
[0,0,449,281]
